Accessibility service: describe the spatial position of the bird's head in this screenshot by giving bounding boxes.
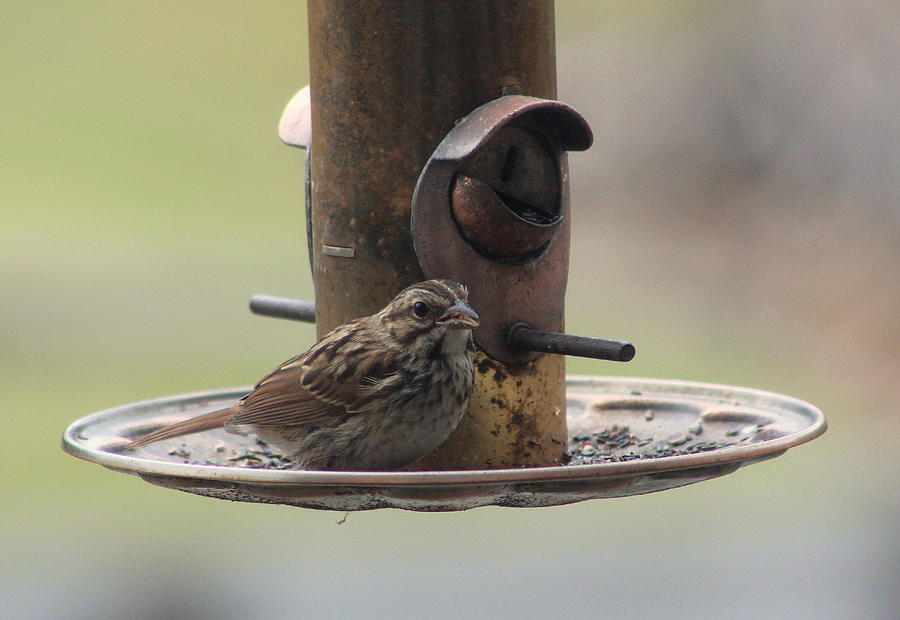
[380,280,479,350]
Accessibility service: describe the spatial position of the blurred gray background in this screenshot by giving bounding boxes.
[3,1,898,618]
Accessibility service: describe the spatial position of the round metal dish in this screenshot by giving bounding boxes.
[61,377,826,512]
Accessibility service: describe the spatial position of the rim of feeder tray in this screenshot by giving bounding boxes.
[62,376,826,489]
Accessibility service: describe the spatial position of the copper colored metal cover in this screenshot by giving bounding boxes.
[411,95,593,365]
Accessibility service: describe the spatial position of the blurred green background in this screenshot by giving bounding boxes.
[4,1,897,618]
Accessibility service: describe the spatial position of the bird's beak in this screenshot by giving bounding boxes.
[437,301,480,330]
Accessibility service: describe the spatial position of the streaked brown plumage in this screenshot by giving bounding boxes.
[127,280,478,470]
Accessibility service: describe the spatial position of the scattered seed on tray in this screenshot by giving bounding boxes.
[167,445,192,459]
[567,425,740,466]
[164,438,296,470]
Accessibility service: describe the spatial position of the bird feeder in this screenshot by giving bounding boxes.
[62,1,826,511]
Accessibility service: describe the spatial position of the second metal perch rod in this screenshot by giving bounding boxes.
[250,295,635,363]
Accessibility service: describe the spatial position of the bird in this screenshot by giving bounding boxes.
[127,280,479,471]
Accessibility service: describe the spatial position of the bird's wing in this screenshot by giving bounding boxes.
[227,324,398,428]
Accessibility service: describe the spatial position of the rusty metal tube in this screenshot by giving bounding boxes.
[307,0,566,468]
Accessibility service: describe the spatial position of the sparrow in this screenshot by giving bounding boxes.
[127,280,478,471]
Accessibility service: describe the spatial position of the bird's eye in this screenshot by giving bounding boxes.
[412,301,429,318]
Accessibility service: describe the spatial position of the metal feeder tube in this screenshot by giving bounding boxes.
[308,0,566,468]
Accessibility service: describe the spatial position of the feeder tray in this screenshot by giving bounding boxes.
[61,376,825,512]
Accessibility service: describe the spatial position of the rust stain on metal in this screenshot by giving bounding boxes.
[414,349,567,469]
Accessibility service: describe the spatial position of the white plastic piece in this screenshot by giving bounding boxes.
[278,85,312,148]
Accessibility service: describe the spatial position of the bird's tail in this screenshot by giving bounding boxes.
[126,407,235,450]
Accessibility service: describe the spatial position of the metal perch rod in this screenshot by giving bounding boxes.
[250,295,635,363]
[249,295,316,323]
[507,325,635,363]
